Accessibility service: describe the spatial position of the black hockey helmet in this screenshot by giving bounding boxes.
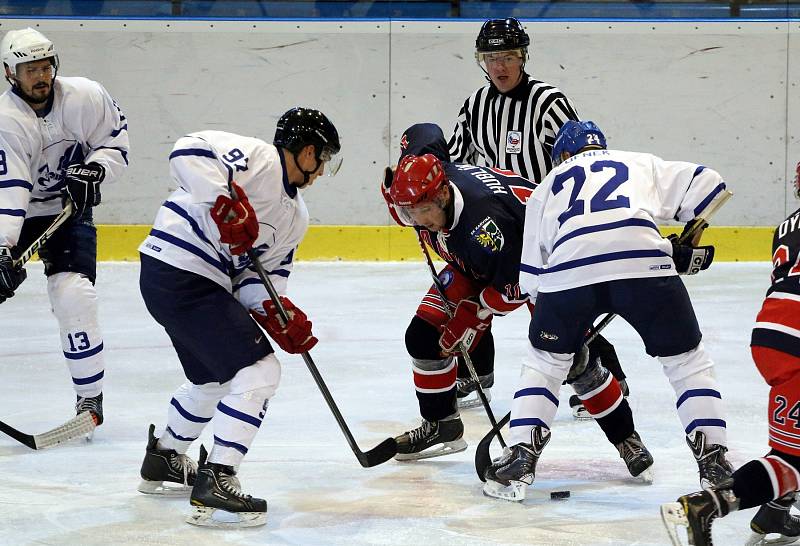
[475,17,530,53]
[274,107,341,162]
[274,107,341,183]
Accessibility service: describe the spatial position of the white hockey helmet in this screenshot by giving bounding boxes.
[1,28,59,76]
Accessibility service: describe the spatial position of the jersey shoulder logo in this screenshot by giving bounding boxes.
[509,185,534,204]
[471,216,504,253]
[505,130,522,154]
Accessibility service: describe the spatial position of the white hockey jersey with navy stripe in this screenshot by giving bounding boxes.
[139,130,307,310]
[519,148,727,299]
[0,76,129,247]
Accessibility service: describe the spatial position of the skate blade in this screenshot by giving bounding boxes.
[482,479,527,502]
[745,532,800,546]
[634,467,654,485]
[186,506,267,528]
[660,502,688,546]
[394,438,468,461]
[458,390,491,409]
[137,479,192,496]
[571,406,593,421]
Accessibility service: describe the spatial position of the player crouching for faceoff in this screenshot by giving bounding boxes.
[136,108,341,528]
[482,120,733,503]
[382,123,654,480]
[0,28,130,428]
[661,163,800,546]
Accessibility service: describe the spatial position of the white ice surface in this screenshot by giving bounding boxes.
[0,261,779,546]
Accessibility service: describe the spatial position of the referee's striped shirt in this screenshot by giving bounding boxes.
[448,73,579,184]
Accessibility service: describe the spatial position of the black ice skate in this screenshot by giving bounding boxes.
[75,392,103,426]
[483,426,551,502]
[686,431,734,488]
[660,483,738,546]
[187,449,267,528]
[615,431,655,483]
[394,415,467,461]
[746,494,800,546]
[457,372,493,409]
[138,424,198,496]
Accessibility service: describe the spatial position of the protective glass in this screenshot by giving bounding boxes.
[320,147,343,176]
[16,59,57,79]
[475,49,524,69]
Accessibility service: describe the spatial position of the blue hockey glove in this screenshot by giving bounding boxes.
[668,235,714,275]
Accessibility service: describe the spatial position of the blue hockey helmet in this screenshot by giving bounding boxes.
[551,120,607,166]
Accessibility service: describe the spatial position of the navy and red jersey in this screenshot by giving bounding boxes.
[751,207,800,358]
[416,162,536,307]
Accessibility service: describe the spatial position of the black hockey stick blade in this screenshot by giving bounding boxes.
[474,410,511,481]
[0,420,36,449]
[357,437,398,468]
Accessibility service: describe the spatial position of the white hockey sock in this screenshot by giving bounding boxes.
[158,381,228,454]
[660,342,727,446]
[48,272,104,398]
[209,353,281,467]
[509,345,569,446]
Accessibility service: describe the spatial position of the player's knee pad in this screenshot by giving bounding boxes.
[47,271,98,328]
[522,343,574,382]
[406,315,445,360]
[659,342,715,386]
[228,353,282,400]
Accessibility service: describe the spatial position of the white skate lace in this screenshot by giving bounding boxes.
[169,453,198,485]
[408,420,435,444]
[219,472,246,498]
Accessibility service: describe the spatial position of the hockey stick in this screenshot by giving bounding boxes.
[473,188,734,480]
[218,169,396,468]
[13,201,73,268]
[0,411,95,450]
[415,233,506,449]
[12,142,80,268]
[245,248,398,467]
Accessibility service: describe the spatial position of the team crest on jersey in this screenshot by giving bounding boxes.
[505,130,522,154]
[471,217,504,252]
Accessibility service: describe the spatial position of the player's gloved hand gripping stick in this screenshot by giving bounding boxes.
[226,183,398,468]
[473,189,734,480]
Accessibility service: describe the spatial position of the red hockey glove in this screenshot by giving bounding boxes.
[253,297,318,354]
[439,299,493,354]
[210,182,259,255]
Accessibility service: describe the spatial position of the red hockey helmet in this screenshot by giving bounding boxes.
[389,154,447,207]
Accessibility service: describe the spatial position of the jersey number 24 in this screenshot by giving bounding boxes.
[551,160,630,226]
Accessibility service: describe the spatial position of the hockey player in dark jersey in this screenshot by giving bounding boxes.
[661,163,800,546]
[382,123,654,480]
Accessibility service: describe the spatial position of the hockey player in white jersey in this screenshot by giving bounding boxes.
[0,28,129,428]
[483,120,733,502]
[136,107,341,528]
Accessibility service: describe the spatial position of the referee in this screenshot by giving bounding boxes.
[449,17,578,185]
[448,18,629,417]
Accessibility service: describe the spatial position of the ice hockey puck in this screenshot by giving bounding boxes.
[550,490,570,500]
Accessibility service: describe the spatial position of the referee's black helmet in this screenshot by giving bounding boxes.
[475,17,530,53]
